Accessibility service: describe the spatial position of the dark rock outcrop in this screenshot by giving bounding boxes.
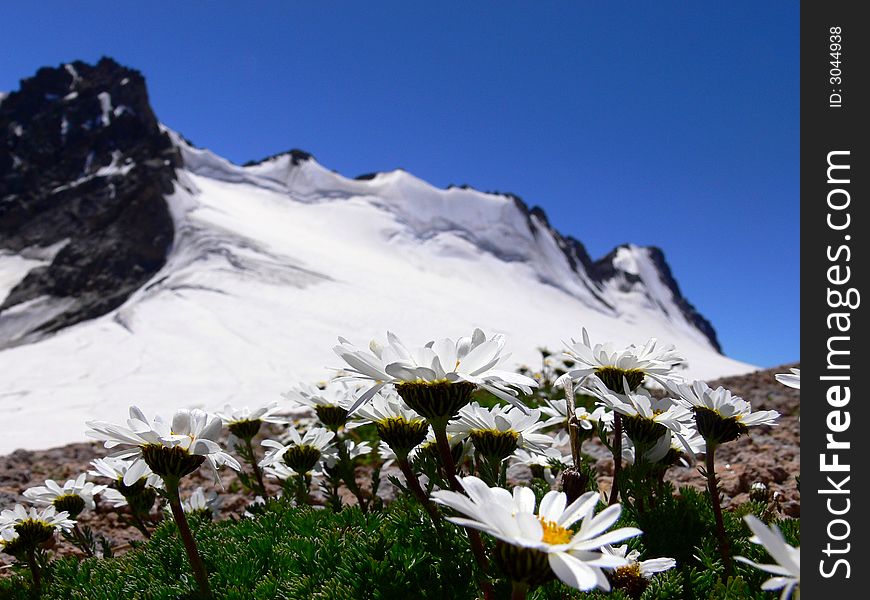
[242,148,312,167]
[0,57,179,341]
[643,246,721,352]
[441,184,720,350]
[593,245,722,352]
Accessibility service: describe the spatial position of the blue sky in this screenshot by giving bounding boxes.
[1,2,799,367]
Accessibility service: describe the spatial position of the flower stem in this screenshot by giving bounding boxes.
[294,473,312,506]
[432,422,462,492]
[337,440,368,512]
[397,455,442,531]
[511,580,529,600]
[244,437,268,496]
[567,418,584,469]
[26,547,41,599]
[609,414,623,505]
[564,381,581,465]
[474,451,499,487]
[705,443,732,579]
[130,510,152,539]
[165,477,212,598]
[432,421,494,600]
[73,524,95,557]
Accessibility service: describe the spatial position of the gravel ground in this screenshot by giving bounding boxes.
[0,363,799,569]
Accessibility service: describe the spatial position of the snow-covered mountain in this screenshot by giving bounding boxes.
[0,59,754,453]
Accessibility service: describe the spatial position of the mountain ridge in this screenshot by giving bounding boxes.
[173,136,721,351]
[0,59,752,453]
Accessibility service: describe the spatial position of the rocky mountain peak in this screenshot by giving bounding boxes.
[1,58,724,355]
[593,244,721,352]
[242,148,313,168]
[0,58,179,344]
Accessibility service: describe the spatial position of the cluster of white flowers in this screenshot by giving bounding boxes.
[0,504,76,546]
[1,326,798,599]
[2,469,107,560]
[329,327,798,595]
[333,328,537,412]
[86,407,242,483]
[260,425,336,476]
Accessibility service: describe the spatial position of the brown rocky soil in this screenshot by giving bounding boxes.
[584,363,800,517]
[0,363,799,571]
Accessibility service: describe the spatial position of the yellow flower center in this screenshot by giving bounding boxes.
[611,563,648,597]
[538,517,572,545]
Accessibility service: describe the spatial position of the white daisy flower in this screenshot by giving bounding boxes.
[613,418,700,466]
[351,388,422,423]
[259,426,336,475]
[1,527,20,553]
[510,445,571,486]
[262,462,300,482]
[604,544,676,577]
[215,401,291,439]
[353,391,429,457]
[667,380,780,426]
[618,432,659,465]
[665,427,705,463]
[89,456,163,489]
[448,402,553,459]
[215,401,290,425]
[0,504,75,548]
[749,482,774,503]
[540,399,612,430]
[22,473,105,518]
[333,328,537,416]
[432,476,642,591]
[323,440,374,469]
[511,443,571,469]
[181,487,222,519]
[374,441,401,467]
[98,488,131,509]
[666,380,780,444]
[586,378,694,450]
[86,406,242,483]
[775,368,800,390]
[604,544,675,593]
[736,515,800,600]
[556,328,683,392]
[88,456,162,509]
[282,383,358,431]
[379,436,433,465]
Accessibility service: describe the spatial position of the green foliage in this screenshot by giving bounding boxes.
[0,498,482,600]
[61,525,114,559]
[0,488,798,599]
[639,568,683,599]
[626,486,711,567]
[776,517,800,547]
[707,576,769,600]
[608,485,800,600]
